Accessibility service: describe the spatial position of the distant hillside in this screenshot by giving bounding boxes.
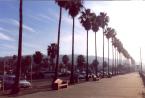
[0,54,128,66]
[59,55,114,66]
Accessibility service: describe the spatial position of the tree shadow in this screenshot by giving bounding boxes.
[0,78,100,97]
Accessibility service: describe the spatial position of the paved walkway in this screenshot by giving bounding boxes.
[1,72,145,98]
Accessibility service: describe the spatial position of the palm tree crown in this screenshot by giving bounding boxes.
[55,0,69,9]
[67,0,83,18]
[91,13,100,32]
[98,12,109,29]
[105,27,116,39]
[79,8,92,31]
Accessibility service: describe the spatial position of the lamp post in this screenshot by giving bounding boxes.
[140,48,142,73]
[2,59,5,93]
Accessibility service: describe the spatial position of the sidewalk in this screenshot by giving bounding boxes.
[1,72,145,98]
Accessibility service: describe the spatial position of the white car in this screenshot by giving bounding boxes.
[2,75,31,90]
[19,79,31,88]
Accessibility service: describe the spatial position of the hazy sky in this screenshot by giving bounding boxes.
[0,1,145,64]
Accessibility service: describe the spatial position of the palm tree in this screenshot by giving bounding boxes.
[92,59,99,76]
[21,56,31,78]
[79,8,92,81]
[98,12,109,77]
[115,39,123,74]
[25,55,33,83]
[47,43,57,73]
[122,48,131,72]
[55,0,69,81]
[113,38,123,75]
[105,27,116,75]
[11,0,23,94]
[77,55,85,72]
[67,0,83,83]
[117,40,123,74]
[62,55,69,70]
[91,13,100,75]
[33,51,43,73]
[33,51,43,65]
[12,55,17,70]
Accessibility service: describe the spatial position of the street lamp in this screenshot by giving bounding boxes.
[140,48,142,73]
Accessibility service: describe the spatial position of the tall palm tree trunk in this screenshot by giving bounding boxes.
[107,39,110,75]
[121,53,122,66]
[116,50,118,74]
[118,52,120,73]
[30,60,32,84]
[102,29,105,77]
[118,51,119,74]
[95,32,98,75]
[70,17,75,84]
[119,52,121,73]
[114,48,116,75]
[54,7,62,81]
[116,49,118,75]
[11,0,23,94]
[118,52,119,73]
[120,54,122,66]
[86,30,89,81]
[112,44,114,75]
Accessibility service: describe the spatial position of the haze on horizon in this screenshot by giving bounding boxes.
[0,1,145,64]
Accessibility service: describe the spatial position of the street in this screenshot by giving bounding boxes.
[1,72,144,98]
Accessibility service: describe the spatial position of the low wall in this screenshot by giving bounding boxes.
[139,72,145,86]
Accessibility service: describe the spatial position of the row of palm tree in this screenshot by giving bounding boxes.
[55,0,134,81]
[111,36,133,75]
[11,0,134,94]
[105,27,116,75]
[55,0,83,83]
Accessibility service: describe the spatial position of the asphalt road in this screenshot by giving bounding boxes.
[1,72,145,98]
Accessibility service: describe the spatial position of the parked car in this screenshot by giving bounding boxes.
[19,79,31,88]
[96,72,102,78]
[75,71,86,79]
[26,71,44,79]
[42,71,54,79]
[78,73,86,79]
[99,71,108,78]
[59,70,71,77]
[107,72,112,78]
[1,75,31,90]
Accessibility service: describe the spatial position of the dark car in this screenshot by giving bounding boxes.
[75,70,86,79]
[42,71,55,78]
[26,71,44,79]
